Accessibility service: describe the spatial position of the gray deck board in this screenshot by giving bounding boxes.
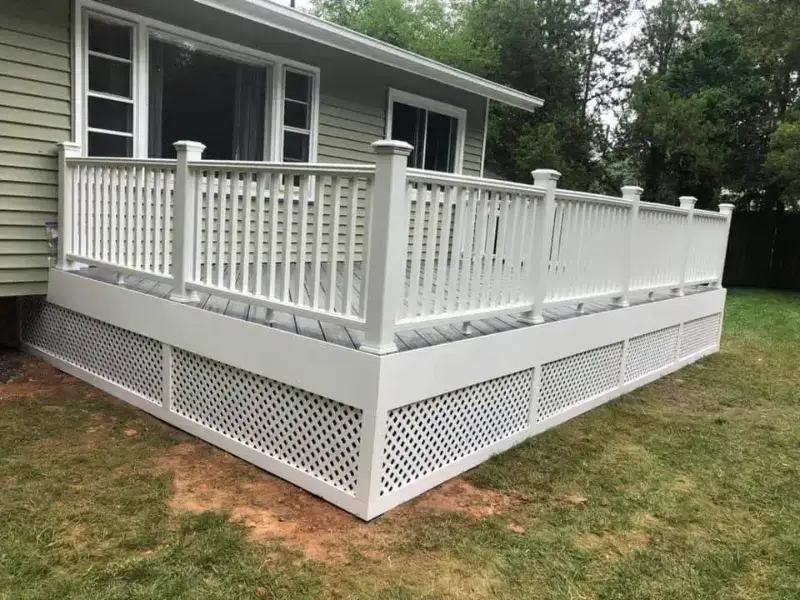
[75,262,713,353]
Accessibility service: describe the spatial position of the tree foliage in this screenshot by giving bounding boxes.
[313,0,800,209]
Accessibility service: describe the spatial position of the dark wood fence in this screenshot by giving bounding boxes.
[724,212,800,290]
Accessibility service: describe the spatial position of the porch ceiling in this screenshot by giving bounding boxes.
[191,0,545,112]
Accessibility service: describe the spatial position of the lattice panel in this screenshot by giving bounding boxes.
[624,325,680,383]
[170,349,362,494]
[538,342,623,422]
[19,298,163,404]
[679,314,722,358]
[381,370,533,495]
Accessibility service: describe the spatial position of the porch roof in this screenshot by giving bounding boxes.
[192,0,546,112]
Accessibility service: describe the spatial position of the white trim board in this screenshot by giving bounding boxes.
[192,0,544,112]
[378,289,727,409]
[46,269,380,410]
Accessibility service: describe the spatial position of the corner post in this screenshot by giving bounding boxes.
[170,141,205,303]
[521,169,561,324]
[360,140,413,355]
[615,185,644,307]
[716,203,735,288]
[676,196,697,296]
[56,142,81,270]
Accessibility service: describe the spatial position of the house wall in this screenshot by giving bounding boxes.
[96,0,488,175]
[0,0,72,296]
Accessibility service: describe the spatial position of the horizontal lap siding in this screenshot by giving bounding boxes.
[0,0,71,296]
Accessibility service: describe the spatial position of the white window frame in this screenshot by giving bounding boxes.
[277,66,320,163]
[74,0,320,161]
[385,88,467,174]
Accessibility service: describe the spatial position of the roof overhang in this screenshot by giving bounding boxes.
[191,0,545,112]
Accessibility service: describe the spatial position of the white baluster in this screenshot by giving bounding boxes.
[521,169,561,324]
[360,140,413,355]
[170,140,205,302]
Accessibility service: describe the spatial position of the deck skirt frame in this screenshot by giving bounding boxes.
[21,269,726,520]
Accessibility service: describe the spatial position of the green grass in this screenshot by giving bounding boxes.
[2,289,800,599]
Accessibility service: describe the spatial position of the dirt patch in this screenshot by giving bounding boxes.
[578,530,651,557]
[155,443,527,563]
[0,353,81,400]
[410,479,528,520]
[155,442,395,564]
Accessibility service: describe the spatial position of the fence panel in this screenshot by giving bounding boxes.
[69,159,176,280]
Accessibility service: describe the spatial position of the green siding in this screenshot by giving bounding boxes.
[0,0,71,297]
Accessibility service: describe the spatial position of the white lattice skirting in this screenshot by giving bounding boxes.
[19,289,725,520]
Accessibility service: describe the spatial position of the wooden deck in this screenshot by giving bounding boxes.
[75,263,710,352]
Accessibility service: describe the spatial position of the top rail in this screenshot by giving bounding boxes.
[65,157,178,168]
[407,167,546,195]
[189,160,376,176]
[555,188,632,208]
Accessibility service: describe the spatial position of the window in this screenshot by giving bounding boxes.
[148,38,266,160]
[387,90,465,173]
[282,69,313,162]
[79,7,319,161]
[85,17,135,157]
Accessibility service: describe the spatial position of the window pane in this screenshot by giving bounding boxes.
[88,132,132,157]
[89,55,131,97]
[88,97,132,132]
[424,110,458,173]
[88,18,132,59]
[285,70,311,102]
[391,102,424,169]
[283,131,310,162]
[284,99,309,130]
[148,38,265,161]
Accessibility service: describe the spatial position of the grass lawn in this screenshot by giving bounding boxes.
[2,289,800,599]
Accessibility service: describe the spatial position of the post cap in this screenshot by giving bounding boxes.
[531,169,562,183]
[679,196,698,209]
[58,141,81,157]
[371,140,414,156]
[173,140,207,152]
[621,185,644,200]
[718,203,735,216]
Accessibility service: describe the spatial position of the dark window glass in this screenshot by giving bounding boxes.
[88,18,132,59]
[391,102,425,168]
[88,131,132,157]
[283,131,310,162]
[391,101,459,173]
[88,55,131,97]
[88,96,132,132]
[284,100,309,129]
[285,70,311,102]
[424,111,457,172]
[148,39,265,161]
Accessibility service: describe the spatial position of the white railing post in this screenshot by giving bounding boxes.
[360,140,413,355]
[615,185,644,307]
[170,140,205,302]
[676,196,697,296]
[521,169,561,324]
[56,141,81,270]
[715,203,735,288]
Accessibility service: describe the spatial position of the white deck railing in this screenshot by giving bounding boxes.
[57,140,734,354]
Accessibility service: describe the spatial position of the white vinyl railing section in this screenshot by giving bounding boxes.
[57,140,735,355]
